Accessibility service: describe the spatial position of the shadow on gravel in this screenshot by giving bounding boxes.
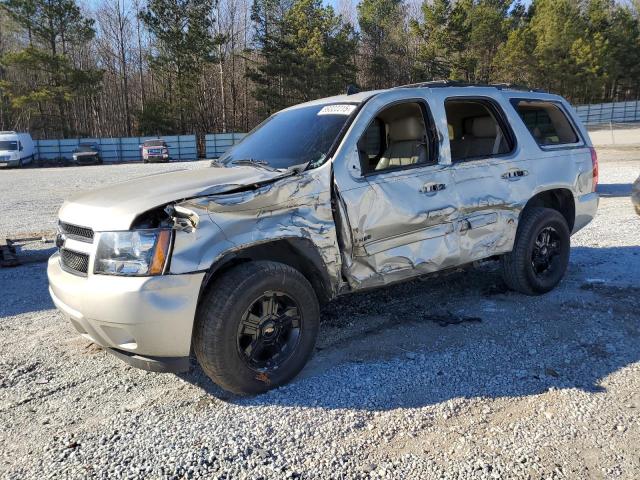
[180,246,640,411]
[597,183,632,197]
[0,260,55,317]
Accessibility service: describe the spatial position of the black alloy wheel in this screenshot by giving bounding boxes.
[531,226,562,278]
[237,291,303,372]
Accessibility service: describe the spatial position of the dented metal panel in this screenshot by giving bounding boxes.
[168,163,344,296]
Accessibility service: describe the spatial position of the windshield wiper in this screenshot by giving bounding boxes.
[228,158,281,171]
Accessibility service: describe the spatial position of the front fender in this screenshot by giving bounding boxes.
[168,167,343,296]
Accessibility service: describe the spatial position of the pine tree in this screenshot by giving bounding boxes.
[140,0,216,132]
[0,0,101,137]
[357,0,409,88]
[249,0,356,115]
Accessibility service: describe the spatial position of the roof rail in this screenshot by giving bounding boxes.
[395,80,546,93]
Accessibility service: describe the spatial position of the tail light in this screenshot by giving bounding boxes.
[589,147,598,192]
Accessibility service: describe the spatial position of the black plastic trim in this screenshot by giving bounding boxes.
[107,347,191,373]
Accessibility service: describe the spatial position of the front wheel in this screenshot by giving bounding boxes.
[501,207,571,295]
[194,261,320,395]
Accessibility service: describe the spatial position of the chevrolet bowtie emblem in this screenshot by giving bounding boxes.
[55,232,66,248]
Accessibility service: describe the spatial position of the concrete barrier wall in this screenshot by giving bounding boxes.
[574,101,640,125]
[35,135,198,162]
[204,132,246,159]
[587,125,640,147]
[35,132,248,162]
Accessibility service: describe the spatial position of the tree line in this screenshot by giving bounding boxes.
[1,0,639,139]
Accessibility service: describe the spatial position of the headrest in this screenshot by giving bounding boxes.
[388,116,425,142]
[471,116,497,138]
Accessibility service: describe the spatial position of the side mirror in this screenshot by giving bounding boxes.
[19,142,23,151]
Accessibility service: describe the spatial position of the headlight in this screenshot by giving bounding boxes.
[94,229,172,276]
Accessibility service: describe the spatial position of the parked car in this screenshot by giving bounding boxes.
[141,139,170,163]
[633,174,640,215]
[72,143,102,165]
[0,131,35,167]
[48,82,599,395]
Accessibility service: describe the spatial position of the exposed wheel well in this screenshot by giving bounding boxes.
[521,189,575,232]
[201,238,334,304]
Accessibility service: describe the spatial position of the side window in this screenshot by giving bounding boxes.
[445,98,513,162]
[359,118,384,165]
[357,101,435,175]
[512,100,579,146]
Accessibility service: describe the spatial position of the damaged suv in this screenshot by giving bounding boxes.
[48,82,599,394]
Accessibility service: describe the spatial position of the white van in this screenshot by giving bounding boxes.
[0,131,35,167]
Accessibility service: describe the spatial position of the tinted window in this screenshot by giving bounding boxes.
[144,140,166,147]
[0,141,18,151]
[445,99,513,162]
[359,118,383,161]
[513,100,578,146]
[76,144,97,152]
[219,104,355,170]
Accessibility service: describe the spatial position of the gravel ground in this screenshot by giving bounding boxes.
[0,160,206,238]
[0,151,639,479]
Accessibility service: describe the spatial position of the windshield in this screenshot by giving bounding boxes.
[218,103,356,170]
[144,140,165,147]
[76,145,96,152]
[0,141,18,151]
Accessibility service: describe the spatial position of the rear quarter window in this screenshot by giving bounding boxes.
[512,100,579,146]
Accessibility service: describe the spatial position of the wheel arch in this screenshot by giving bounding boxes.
[200,237,335,305]
[520,188,575,232]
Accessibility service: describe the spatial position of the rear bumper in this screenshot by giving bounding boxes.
[573,192,599,233]
[47,253,204,365]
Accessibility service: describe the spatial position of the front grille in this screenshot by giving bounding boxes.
[60,248,89,276]
[59,221,94,243]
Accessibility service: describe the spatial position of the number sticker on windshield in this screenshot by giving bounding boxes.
[317,104,356,116]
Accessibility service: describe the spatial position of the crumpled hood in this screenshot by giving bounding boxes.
[58,166,286,231]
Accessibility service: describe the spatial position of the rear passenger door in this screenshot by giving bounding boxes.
[444,95,537,263]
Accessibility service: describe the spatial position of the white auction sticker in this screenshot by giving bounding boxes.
[317,104,356,116]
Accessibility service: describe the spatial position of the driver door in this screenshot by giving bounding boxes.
[333,95,462,289]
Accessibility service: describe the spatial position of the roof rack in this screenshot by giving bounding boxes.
[395,80,546,93]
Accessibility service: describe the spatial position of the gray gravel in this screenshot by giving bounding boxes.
[0,160,206,238]
[1,150,639,479]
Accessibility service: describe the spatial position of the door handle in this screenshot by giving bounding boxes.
[501,169,528,180]
[421,183,446,193]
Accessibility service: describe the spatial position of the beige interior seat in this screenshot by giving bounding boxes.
[375,116,427,170]
[452,116,507,159]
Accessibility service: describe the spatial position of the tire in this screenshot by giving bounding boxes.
[501,207,570,295]
[194,261,320,395]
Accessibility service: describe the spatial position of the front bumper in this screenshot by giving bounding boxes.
[145,156,170,163]
[573,192,599,233]
[0,158,20,167]
[74,155,100,164]
[47,253,205,371]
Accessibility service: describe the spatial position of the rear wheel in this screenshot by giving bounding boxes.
[194,261,320,395]
[501,207,570,295]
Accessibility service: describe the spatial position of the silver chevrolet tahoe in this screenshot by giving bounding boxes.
[48,82,599,395]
